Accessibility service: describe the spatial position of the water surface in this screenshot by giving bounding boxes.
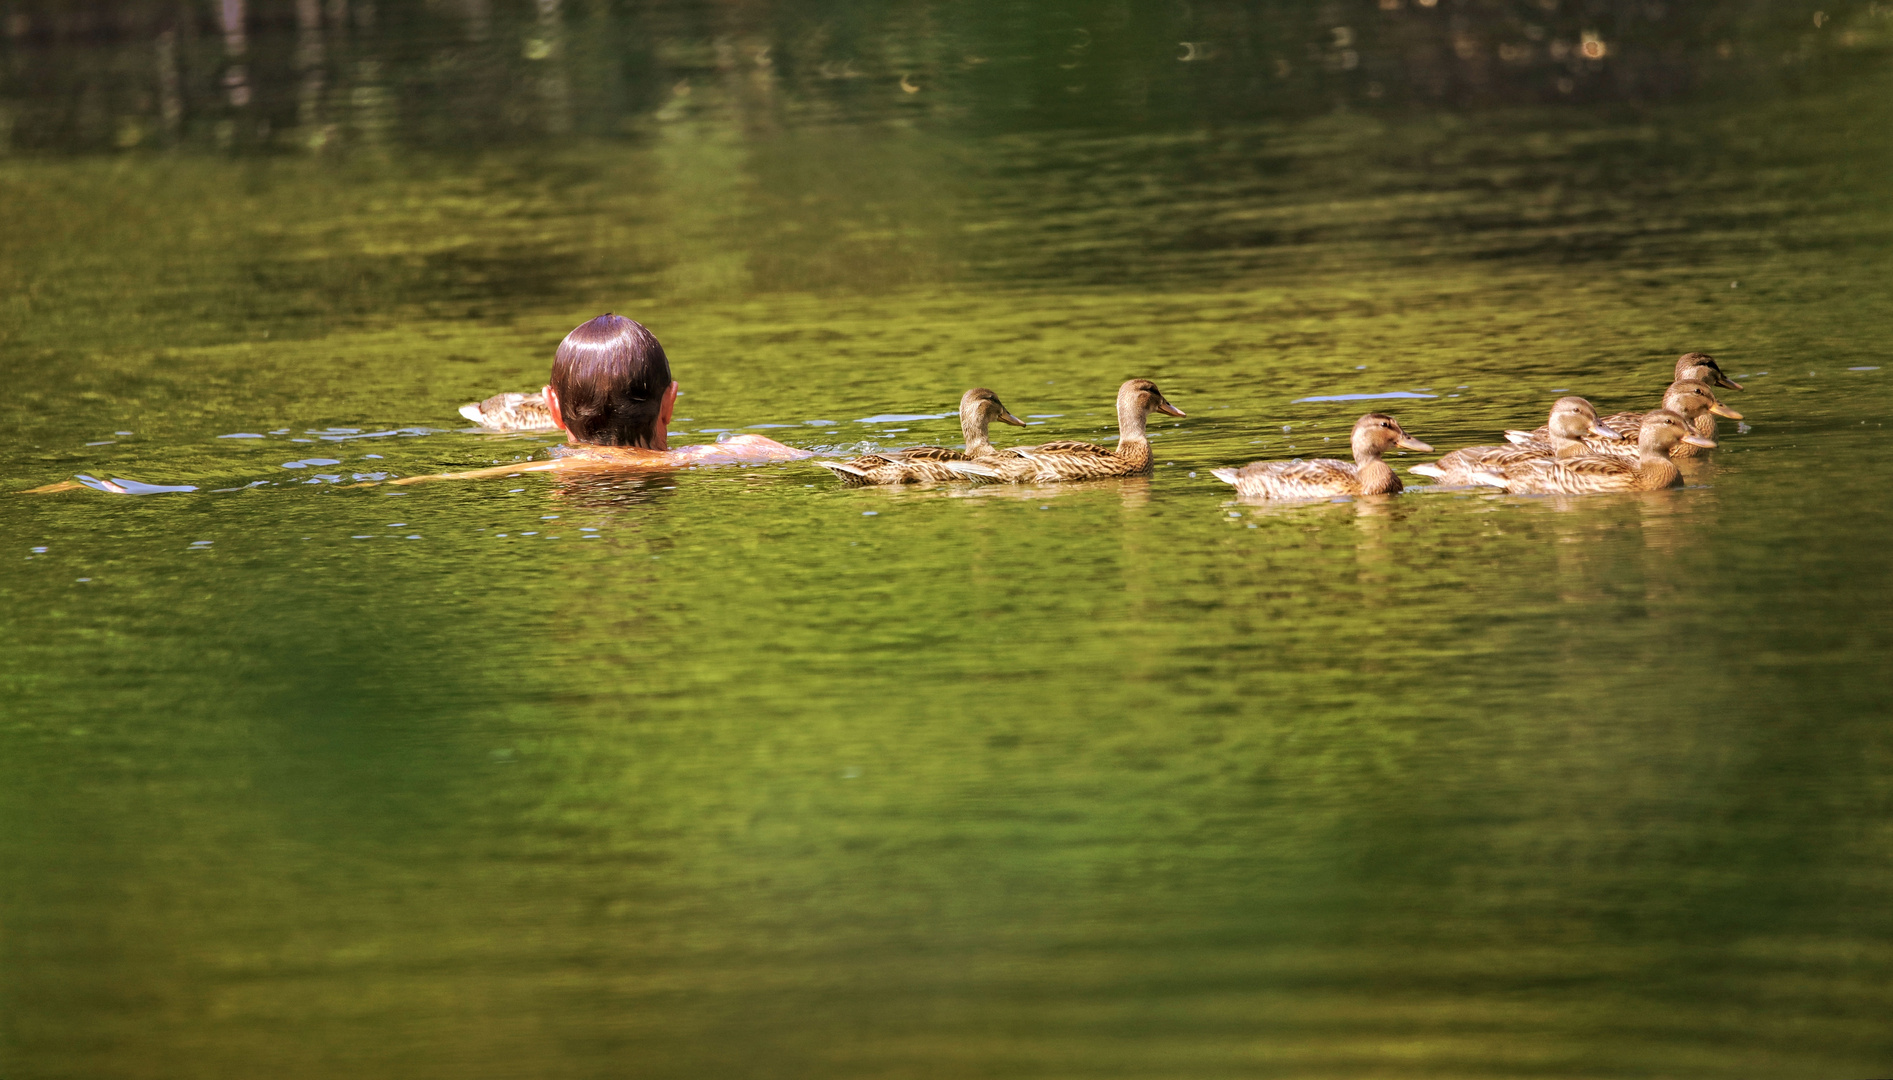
[4,4,1893,1076]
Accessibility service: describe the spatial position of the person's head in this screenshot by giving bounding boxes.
[544,314,678,448]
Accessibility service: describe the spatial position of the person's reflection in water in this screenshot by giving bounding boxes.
[547,470,678,512]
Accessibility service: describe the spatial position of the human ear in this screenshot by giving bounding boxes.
[543,384,569,433]
[659,381,679,426]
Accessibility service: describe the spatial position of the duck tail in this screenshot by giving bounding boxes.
[1208,467,1241,486]
[1468,469,1510,489]
[1408,464,1446,480]
[815,460,869,481]
[458,403,488,425]
[1502,430,1534,445]
[941,460,1001,480]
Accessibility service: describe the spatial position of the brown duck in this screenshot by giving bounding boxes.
[1505,380,1739,460]
[946,379,1185,482]
[815,387,1027,486]
[1211,413,1432,499]
[1470,411,1715,494]
[1412,397,1620,485]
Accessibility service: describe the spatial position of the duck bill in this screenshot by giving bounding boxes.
[1712,372,1745,391]
[1394,435,1433,452]
[1683,434,1718,448]
[998,409,1028,427]
[1156,400,1186,418]
[1709,403,1743,420]
[1590,420,1625,440]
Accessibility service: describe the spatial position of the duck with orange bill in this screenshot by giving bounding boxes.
[1504,379,1740,461]
[1211,413,1432,499]
[1470,410,1715,494]
[1674,351,1744,393]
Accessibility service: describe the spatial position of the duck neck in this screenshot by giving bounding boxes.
[1353,447,1400,494]
[1637,444,1681,489]
[960,410,993,456]
[1549,432,1587,460]
[1115,400,1152,467]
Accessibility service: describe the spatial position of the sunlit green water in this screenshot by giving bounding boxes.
[4,4,1893,1077]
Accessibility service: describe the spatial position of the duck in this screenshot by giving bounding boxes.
[1469,410,1715,494]
[1411,397,1621,486]
[1504,380,1740,460]
[814,387,1027,486]
[945,379,1185,482]
[459,391,558,431]
[1210,413,1432,499]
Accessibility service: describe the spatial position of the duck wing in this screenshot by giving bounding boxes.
[815,453,935,486]
[944,450,1039,482]
[1499,433,1638,461]
[1011,442,1139,481]
[1210,458,1360,499]
[1411,443,1557,484]
[1487,454,1639,494]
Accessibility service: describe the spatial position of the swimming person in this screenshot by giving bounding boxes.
[392,314,810,485]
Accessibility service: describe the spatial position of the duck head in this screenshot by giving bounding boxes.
[959,387,1026,450]
[1116,379,1185,436]
[1675,352,1744,391]
[1547,396,1623,441]
[1351,412,1432,459]
[1663,379,1744,422]
[1639,409,1718,455]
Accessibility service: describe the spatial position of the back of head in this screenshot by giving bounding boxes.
[1674,351,1717,379]
[1117,378,1161,405]
[551,315,672,447]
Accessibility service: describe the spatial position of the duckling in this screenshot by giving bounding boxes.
[1470,410,1715,494]
[459,391,558,431]
[815,387,1027,486]
[1211,413,1432,499]
[945,379,1185,482]
[1412,397,1620,485]
[1505,380,1740,460]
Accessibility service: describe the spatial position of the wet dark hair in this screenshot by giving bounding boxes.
[550,314,672,448]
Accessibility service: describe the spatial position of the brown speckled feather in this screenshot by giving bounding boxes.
[815,449,973,486]
[1476,412,1702,494]
[1212,413,1428,500]
[1418,443,1573,486]
[1482,452,1680,494]
[1216,457,1387,499]
[460,392,557,431]
[1011,440,1152,480]
[816,387,1031,486]
[958,379,1185,483]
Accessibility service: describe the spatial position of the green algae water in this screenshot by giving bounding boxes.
[4,4,1893,1076]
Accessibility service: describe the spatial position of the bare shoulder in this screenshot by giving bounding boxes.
[673,435,814,464]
